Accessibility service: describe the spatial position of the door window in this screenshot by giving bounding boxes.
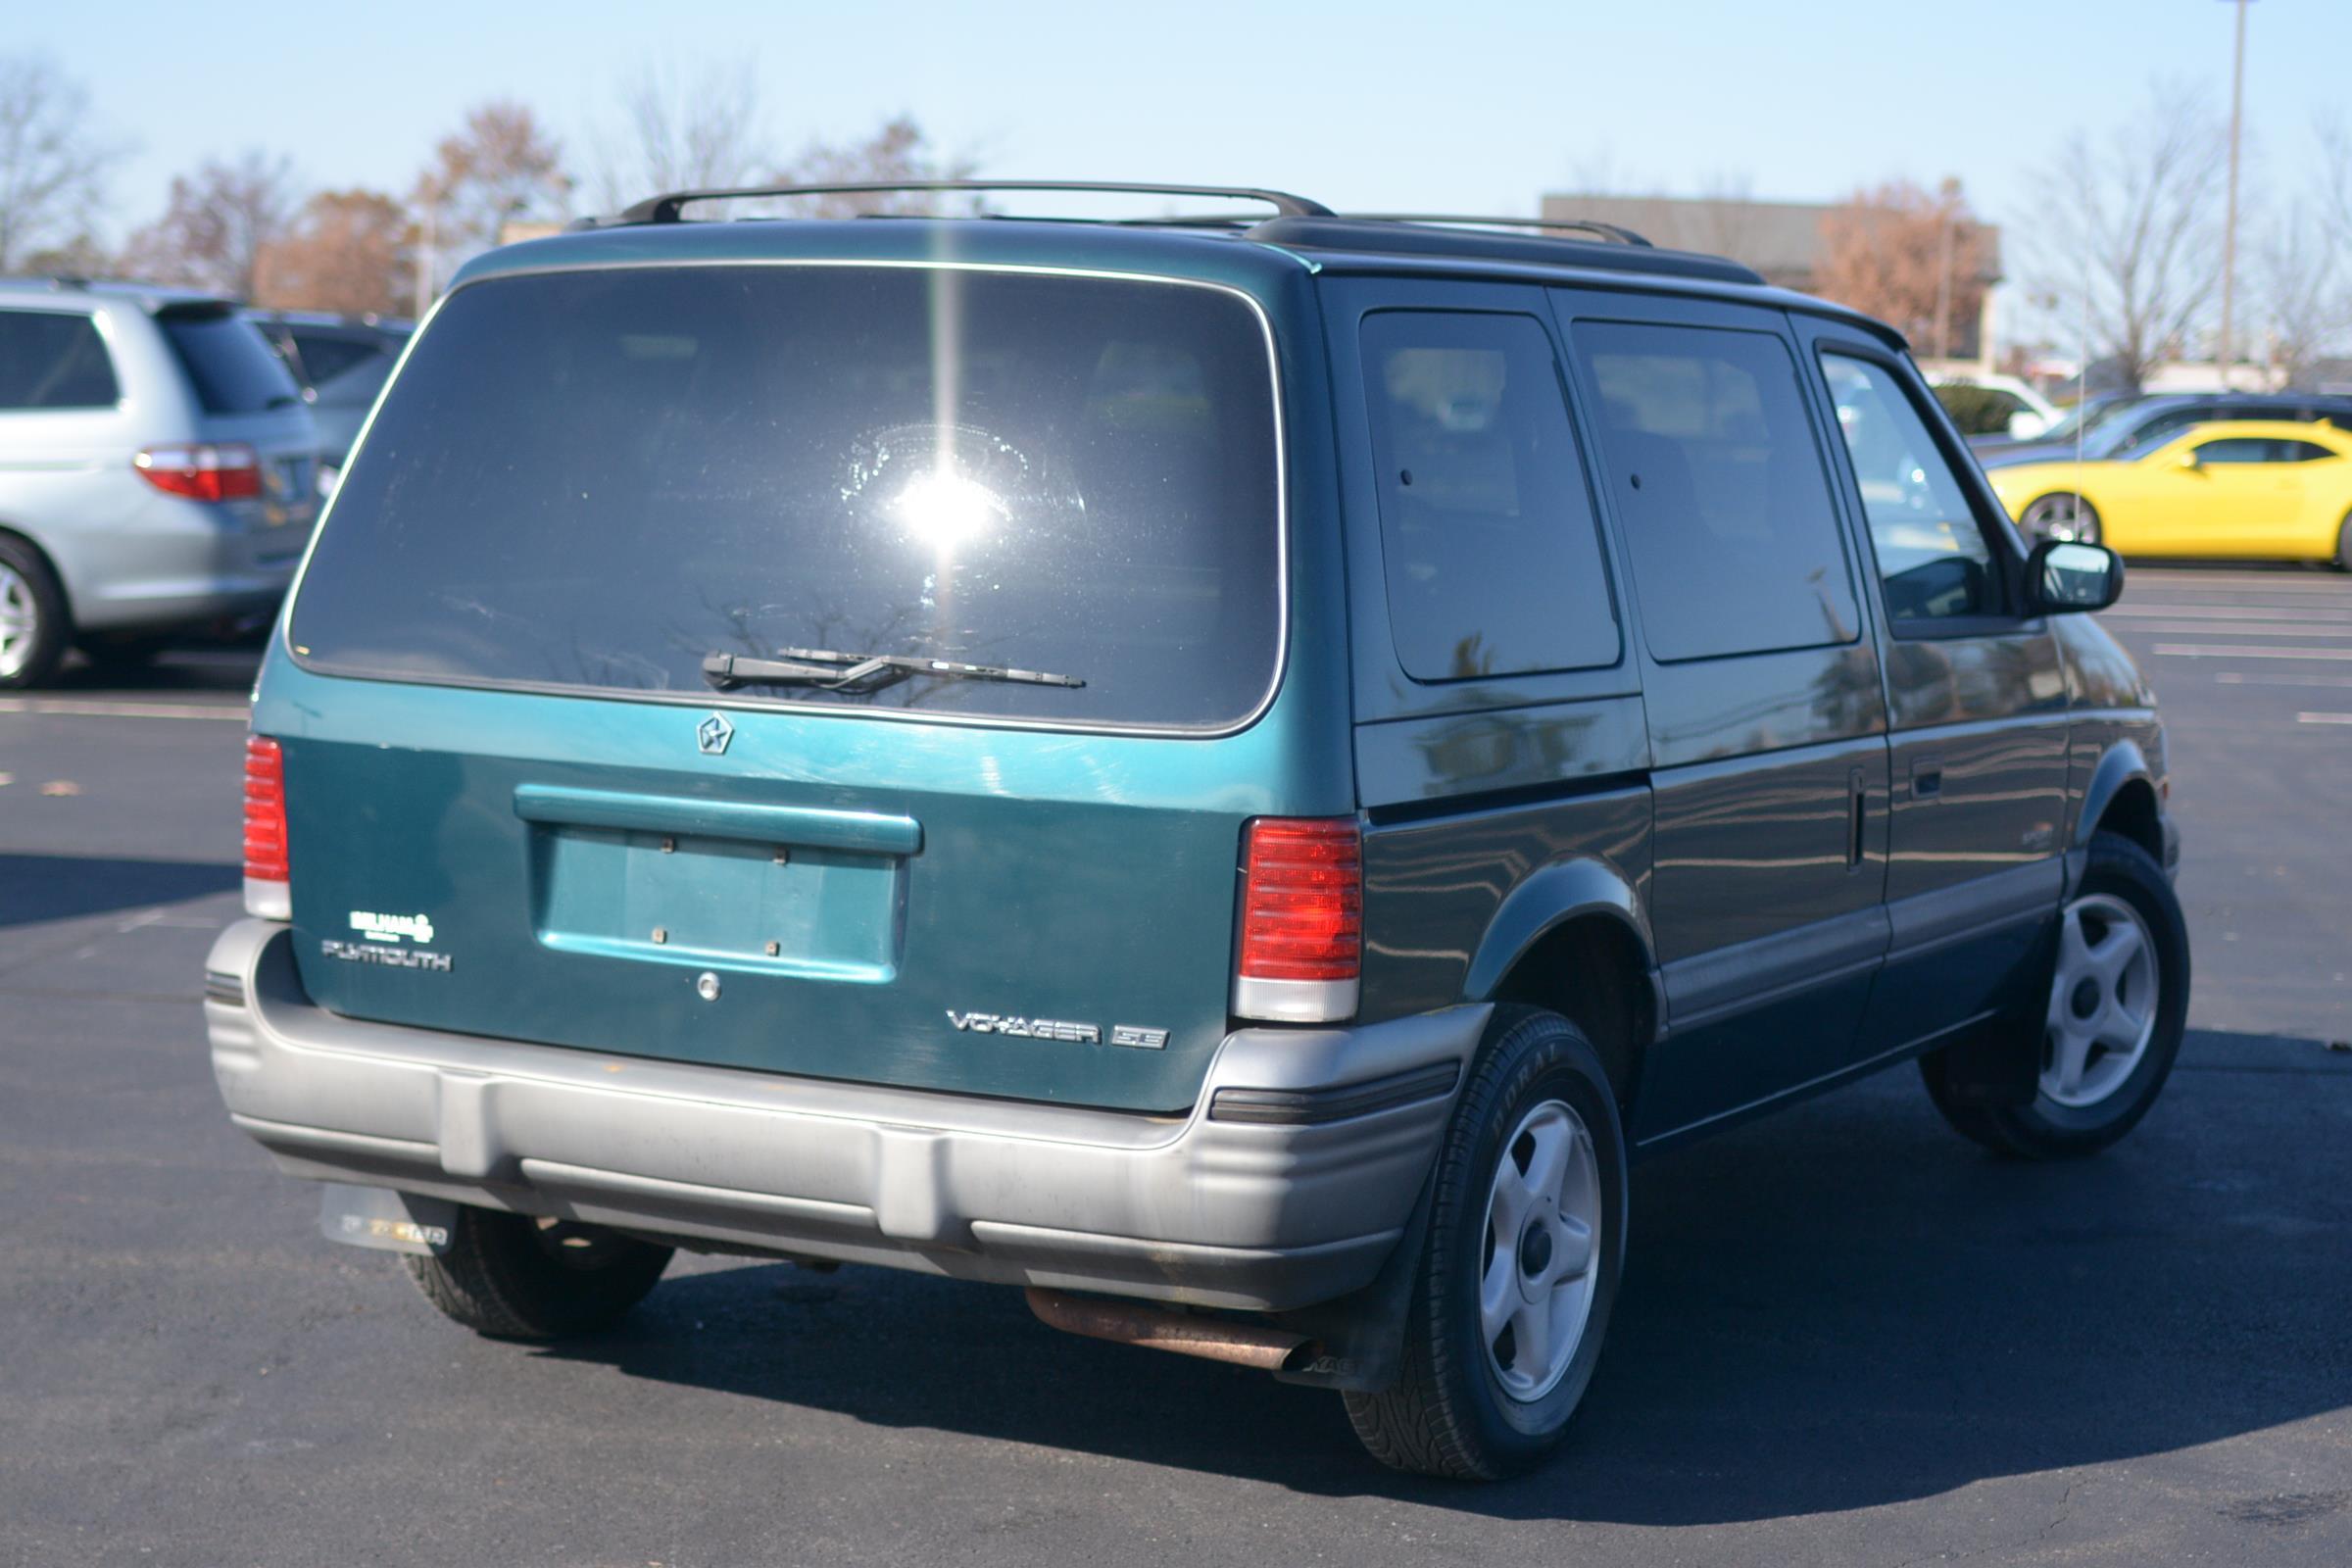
[1821,355,2000,623]
[2192,436,2289,465]
[0,310,120,409]
[1576,320,1859,662]
[1360,311,1620,680]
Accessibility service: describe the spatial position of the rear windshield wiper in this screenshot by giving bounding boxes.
[703,647,1085,695]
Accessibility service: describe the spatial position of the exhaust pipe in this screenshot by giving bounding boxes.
[1025,1288,1316,1373]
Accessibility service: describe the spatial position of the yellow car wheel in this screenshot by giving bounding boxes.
[2022,493,2100,546]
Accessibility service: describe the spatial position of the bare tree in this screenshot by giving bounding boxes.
[412,101,569,304]
[592,60,768,211]
[2255,224,2345,387]
[253,188,412,317]
[0,53,126,273]
[120,151,301,299]
[776,117,976,215]
[1816,178,1988,357]
[2022,80,2228,390]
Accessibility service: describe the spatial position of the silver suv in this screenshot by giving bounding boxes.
[0,279,321,686]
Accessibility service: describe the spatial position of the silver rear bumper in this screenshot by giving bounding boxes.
[206,920,1479,1311]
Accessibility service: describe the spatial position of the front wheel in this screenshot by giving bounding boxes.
[1922,832,2189,1158]
[2334,512,2350,571]
[1343,1007,1627,1480]
[404,1205,673,1340]
[2022,492,2101,546]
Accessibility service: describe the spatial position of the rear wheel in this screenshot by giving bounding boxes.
[2334,511,2350,571]
[1343,1006,1627,1480]
[2022,493,2101,545]
[1922,832,2188,1158]
[404,1205,672,1340]
[0,536,69,690]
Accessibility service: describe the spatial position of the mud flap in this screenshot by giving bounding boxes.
[1926,917,2058,1108]
[318,1183,457,1255]
[1266,1166,1437,1394]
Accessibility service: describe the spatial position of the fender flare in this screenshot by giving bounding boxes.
[2075,737,2153,852]
[1460,857,1659,1028]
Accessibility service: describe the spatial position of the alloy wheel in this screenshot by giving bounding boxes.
[2041,892,2160,1108]
[1479,1098,1603,1402]
[0,564,38,680]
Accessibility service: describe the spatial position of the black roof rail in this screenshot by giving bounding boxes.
[1333,214,1654,248]
[1243,217,1765,286]
[606,179,1334,226]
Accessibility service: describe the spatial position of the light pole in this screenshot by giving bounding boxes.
[2218,0,2251,387]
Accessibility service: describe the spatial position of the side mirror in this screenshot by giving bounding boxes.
[2174,448,2202,470]
[2027,539,2125,614]
[2007,410,2049,439]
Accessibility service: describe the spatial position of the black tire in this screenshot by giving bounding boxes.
[2334,513,2351,571]
[2022,493,2101,546]
[404,1205,672,1340]
[0,533,70,690]
[1922,832,2189,1159]
[1343,1006,1628,1480]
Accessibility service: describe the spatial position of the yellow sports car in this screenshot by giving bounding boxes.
[1987,418,2352,568]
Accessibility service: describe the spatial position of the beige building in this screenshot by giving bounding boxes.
[1537,193,2005,371]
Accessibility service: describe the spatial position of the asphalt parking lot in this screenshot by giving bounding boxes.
[3,566,2348,1567]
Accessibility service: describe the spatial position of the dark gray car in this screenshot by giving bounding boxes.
[1976,390,2352,468]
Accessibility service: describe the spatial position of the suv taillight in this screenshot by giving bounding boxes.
[1234,817,1361,1023]
[134,442,262,503]
[243,735,290,919]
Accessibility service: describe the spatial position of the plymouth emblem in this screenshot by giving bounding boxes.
[696,712,734,756]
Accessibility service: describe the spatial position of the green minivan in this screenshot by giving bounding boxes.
[207,183,2187,1480]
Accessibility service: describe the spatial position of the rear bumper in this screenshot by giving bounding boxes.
[205,919,1480,1311]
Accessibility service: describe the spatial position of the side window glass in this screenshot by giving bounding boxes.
[2192,437,2278,465]
[2281,440,2337,464]
[1575,320,1859,662]
[1820,356,1999,623]
[1360,311,1619,681]
[0,311,120,410]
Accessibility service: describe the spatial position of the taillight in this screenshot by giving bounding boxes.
[243,735,291,919]
[134,442,262,503]
[1234,817,1361,1023]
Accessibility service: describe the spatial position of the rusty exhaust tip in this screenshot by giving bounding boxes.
[1024,1287,1316,1373]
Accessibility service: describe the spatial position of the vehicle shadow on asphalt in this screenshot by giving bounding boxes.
[0,853,240,928]
[536,1031,2351,1521]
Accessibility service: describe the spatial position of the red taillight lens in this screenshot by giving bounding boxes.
[243,735,289,886]
[1238,817,1362,983]
[134,442,262,503]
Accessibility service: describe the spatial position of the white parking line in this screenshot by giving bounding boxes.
[2122,623,2352,638]
[2298,712,2352,725]
[2216,671,2352,688]
[2153,643,2352,661]
[0,698,249,720]
[2107,604,2352,621]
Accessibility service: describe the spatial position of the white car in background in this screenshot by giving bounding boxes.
[1931,372,2062,441]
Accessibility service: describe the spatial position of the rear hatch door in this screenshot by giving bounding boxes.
[273,260,1291,1111]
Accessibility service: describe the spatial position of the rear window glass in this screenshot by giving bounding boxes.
[287,329,386,388]
[290,266,1282,729]
[1360,311,1618,680]
[1576,320,1860,662]
[0,310,119,409]
[159,309,303,415]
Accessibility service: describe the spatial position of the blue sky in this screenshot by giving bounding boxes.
[20,0,2350,239]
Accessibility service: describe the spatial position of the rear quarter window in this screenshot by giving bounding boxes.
[289,265,1284,730]
[0,310,120,409]
[1359,310,1618,680]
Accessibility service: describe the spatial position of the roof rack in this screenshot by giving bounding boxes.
[608,179,1333,226]
[1334,214,1654,248]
